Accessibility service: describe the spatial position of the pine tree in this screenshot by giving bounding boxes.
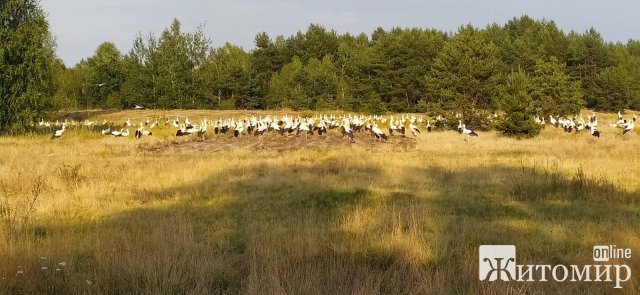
[499,69,541,138]
[428,25,504,128]
[530,57,584,116]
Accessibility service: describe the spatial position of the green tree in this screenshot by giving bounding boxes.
[335,33,379,112]
[591,43,640,111]
[370,28,446,111]
[530,57,584,116]
[286,24,339,63]
[305,55,338,109]
[200,43,255,109]
[566,29,611,108]
[499,69,541,137]
[502,16,569,72]
[428,25,504,128]
[84,42,125,108]
[266,57,306,109]
[119,33,158,108]
[149,19,210,108]
[251,32,288,101]
[0,0,57,133]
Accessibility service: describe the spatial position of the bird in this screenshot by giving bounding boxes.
[51,125,66,139]
[135,124,152,139]
[371,124,387,142]
[549,115,558,127]
[176,124,190,137]
[616,111,626,128]
[120,129,130,137]
[591,127,600,138]
[233,121,244,137]
[409,122,420,136]
[254,122,268,137]
[341,118,355,143]
[196,123,207,139]
[389,121,398,136]
[461,124,478,137]
[426,121,432,133]
[101,126,111,135]
[111,129,123,137]
[623,116,635,135]
[134,105,145,110]
[314,120,327,136]
[297,120,312,138]
[148,119,159,129]
[398,124,406,137]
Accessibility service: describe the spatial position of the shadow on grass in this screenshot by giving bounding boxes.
[2,159,640,294]
[412,165,640,294]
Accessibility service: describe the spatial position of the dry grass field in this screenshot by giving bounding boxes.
[1,109,639,294]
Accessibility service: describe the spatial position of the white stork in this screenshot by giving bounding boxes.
[591,127,600,138]
[371,124,387,142]
[461,124,478,137]
[623,115,635,135]
[51,125,66,139]
[409,122,420,136]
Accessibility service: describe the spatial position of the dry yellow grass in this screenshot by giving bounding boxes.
[0,110,639,294]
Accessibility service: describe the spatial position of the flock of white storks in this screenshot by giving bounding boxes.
[44,111,636,141]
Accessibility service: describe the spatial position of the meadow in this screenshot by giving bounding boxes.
[0,110,639,294]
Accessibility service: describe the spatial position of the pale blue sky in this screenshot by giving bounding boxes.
[40,0,640,66]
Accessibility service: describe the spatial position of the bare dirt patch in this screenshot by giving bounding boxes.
[138,131,417,154]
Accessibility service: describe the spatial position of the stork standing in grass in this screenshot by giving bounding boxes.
[197,122,207,139]
[315,119,327,136]
[371,124,387,142]
[623,115,636,135]
[297,120,312,138]
[409,122,420,137]
[549,115,558,127]
[51,125,66,139]
[101,125,111,135]
[342,118,355,143]
[254,122,268,137]
[389,120,398,136]
[461,124,478,137]
[176,124,189,137]
[234,121,244,137]
[591,126,600,138]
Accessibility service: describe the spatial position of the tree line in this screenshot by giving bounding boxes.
[2,0,640,134]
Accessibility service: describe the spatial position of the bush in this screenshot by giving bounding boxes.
[58,164,85,187]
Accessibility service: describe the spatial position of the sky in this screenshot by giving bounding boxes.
[40,0,640,66]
